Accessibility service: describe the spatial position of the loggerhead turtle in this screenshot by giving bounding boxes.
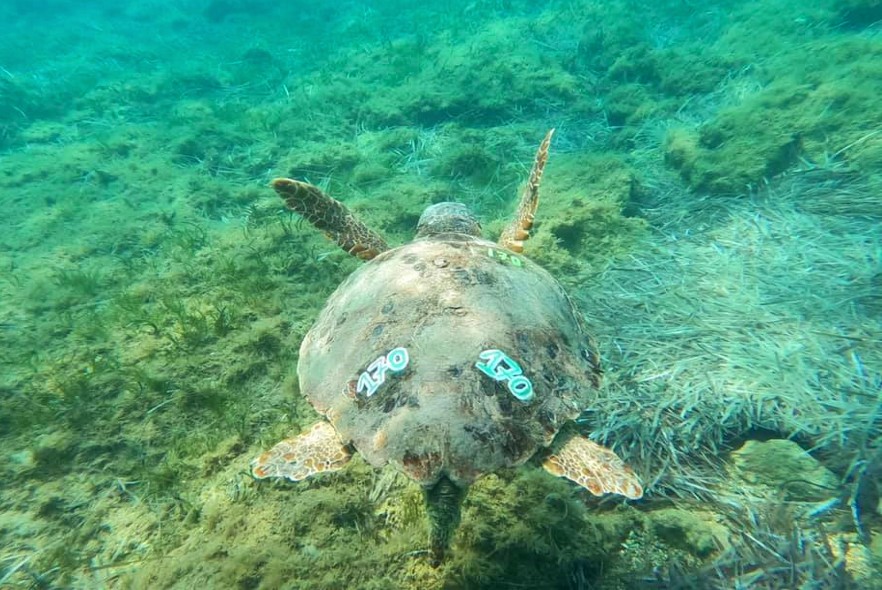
[252,130,642,564]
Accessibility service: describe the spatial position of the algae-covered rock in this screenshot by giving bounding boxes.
[523,152,647,275]
[729,439,839,501]
[19,431,78,477]
[663,127,700,177]
[451,469,629,587]
[844,532,882,589]
[648,508,729,558]
[605,83,658,127]
[612,507,729,582]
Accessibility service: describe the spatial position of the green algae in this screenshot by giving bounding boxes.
[521,152,647,276]
[661,0,882,194]
[0,0,880,587]
[729,439,840,502]
[666,42,882,194]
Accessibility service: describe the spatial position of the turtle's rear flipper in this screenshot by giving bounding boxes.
[498,129,554,253]
[542,432,643,500]
[423,476,466,567]
[251,421,351,481]
[272,178,389,261]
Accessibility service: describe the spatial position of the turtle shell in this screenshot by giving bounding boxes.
[298,234,601,487]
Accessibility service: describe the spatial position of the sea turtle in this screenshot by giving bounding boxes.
[252,130,642,564]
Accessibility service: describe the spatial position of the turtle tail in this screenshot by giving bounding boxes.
[423,476,466,567]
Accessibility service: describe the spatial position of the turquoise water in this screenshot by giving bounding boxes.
[1,0,880,587]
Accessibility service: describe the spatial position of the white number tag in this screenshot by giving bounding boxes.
[357,347,410,397]
[475,349,534,402]
[486,247,523,267]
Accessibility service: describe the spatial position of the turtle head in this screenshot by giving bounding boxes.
[416,202,481,239]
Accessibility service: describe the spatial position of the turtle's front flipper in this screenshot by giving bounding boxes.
[498,129,554,253]
[252,421,351,481]
[272,178,389,261]
[542,432,643,500]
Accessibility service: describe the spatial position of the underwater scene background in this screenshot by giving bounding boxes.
[1,0,881,587]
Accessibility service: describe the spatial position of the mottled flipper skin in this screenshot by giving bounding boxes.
[252,421,351,481]
[543,431,643,500]
[272,178,389,260]
[498,128,554,253]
